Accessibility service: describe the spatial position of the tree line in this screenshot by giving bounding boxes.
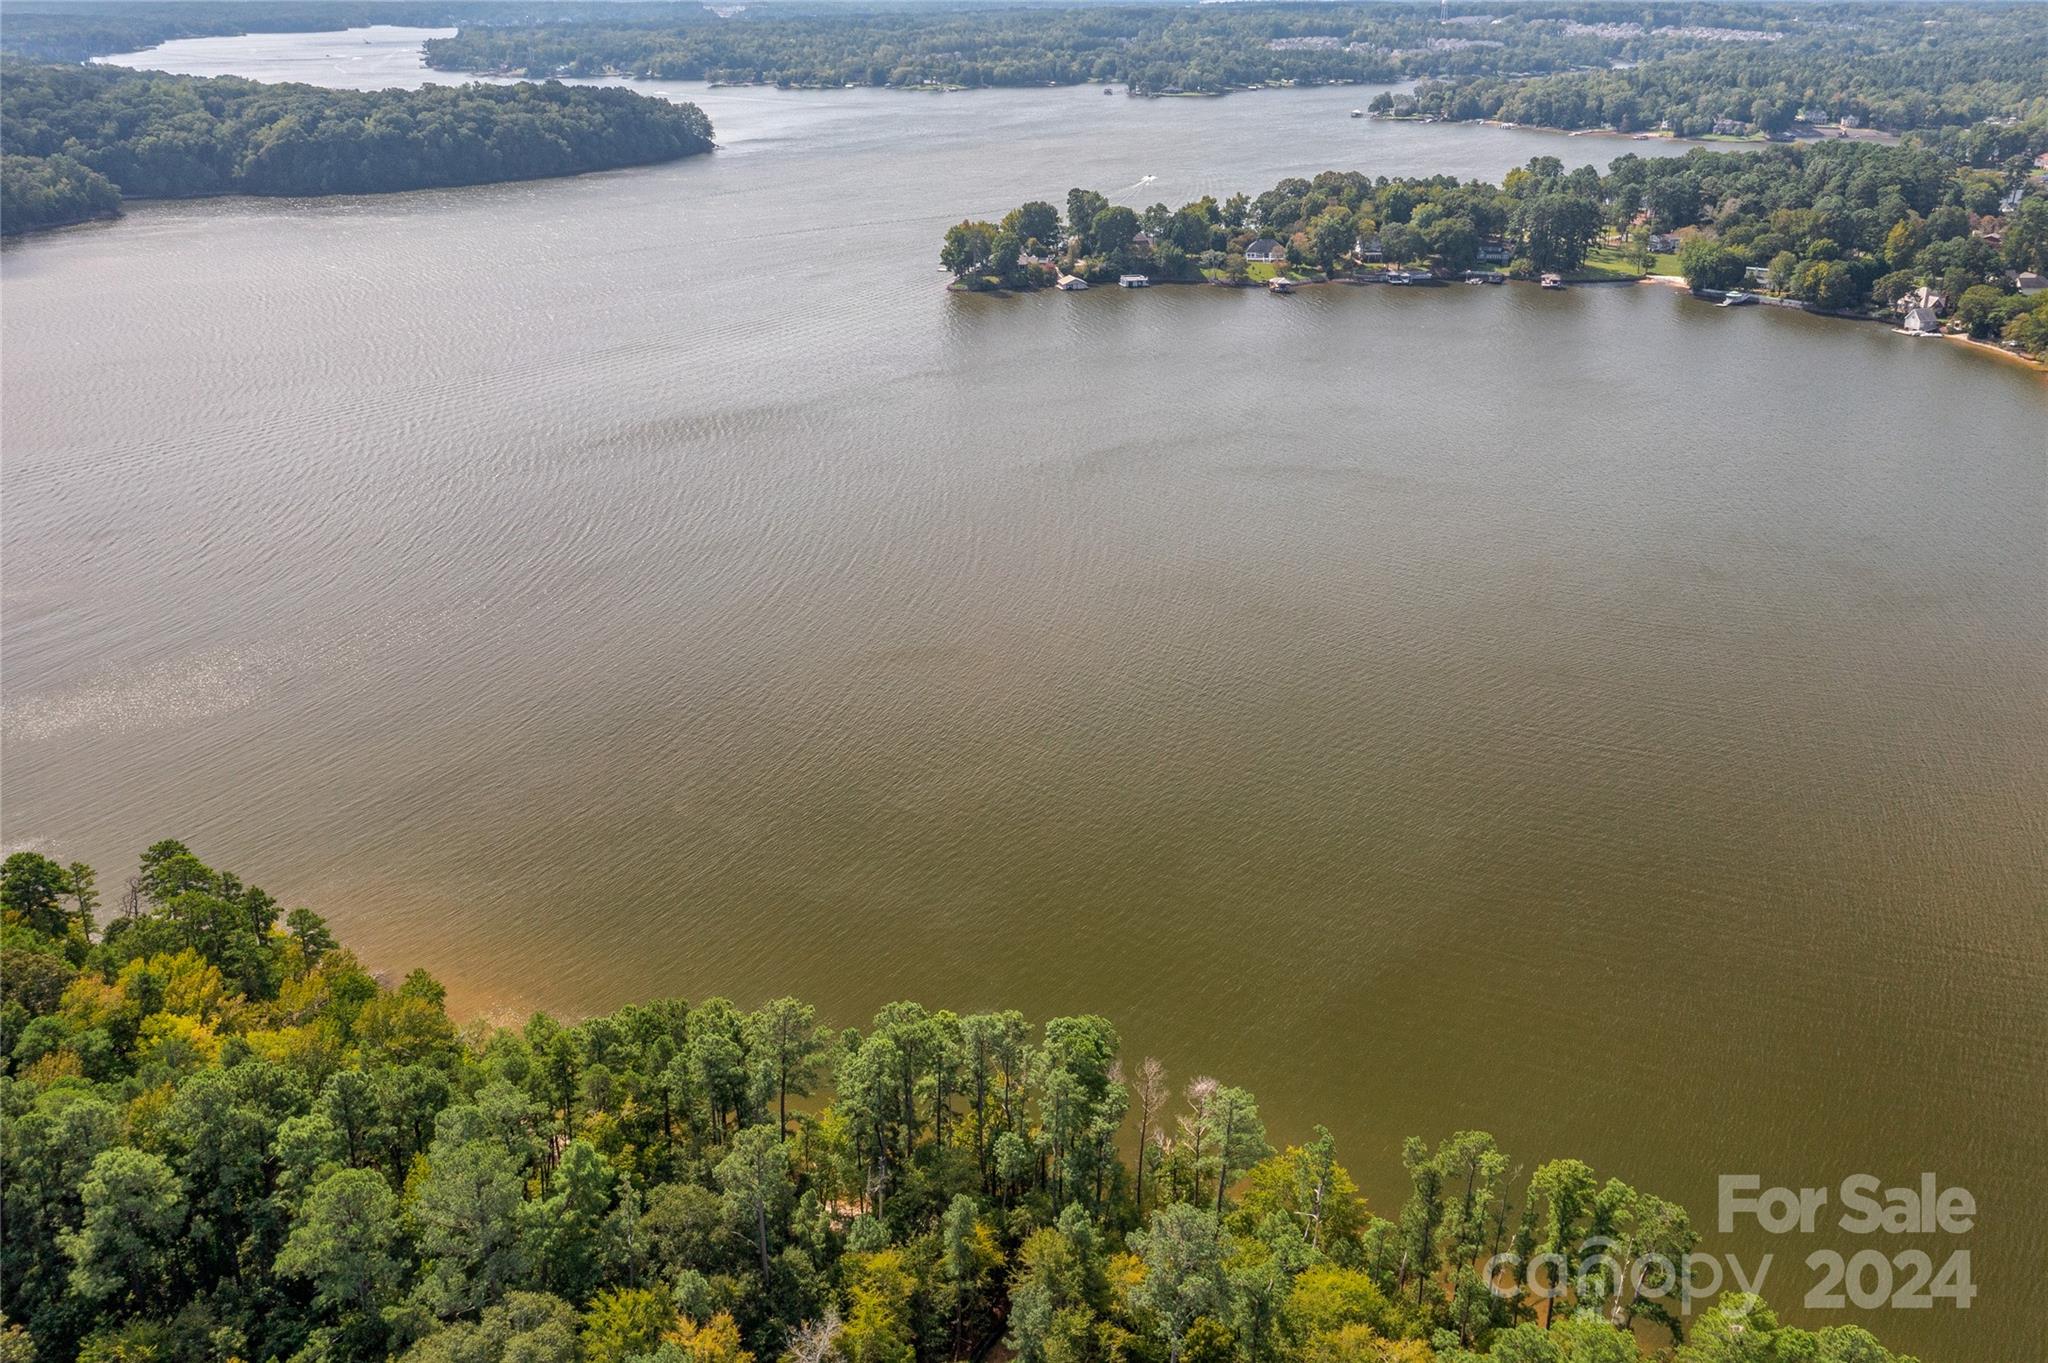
[1399,4,2046,138]
[0,62,713,235]
[418,3,1825,98]
[945,144,2048,358]
[2,843,1926,1363]
[947,166,1606,289]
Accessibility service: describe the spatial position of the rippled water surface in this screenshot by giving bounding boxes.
[7,29,2046,1360]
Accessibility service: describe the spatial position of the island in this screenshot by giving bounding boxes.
[945,144,2048,365]
[0,63,714,236]
[2,841,1938,1363]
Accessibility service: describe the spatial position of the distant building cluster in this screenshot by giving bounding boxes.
[1562,20,1782,42]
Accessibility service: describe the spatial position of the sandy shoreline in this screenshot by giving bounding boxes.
[1637,276,2045,378]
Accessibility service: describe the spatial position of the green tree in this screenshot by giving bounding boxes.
[1519,195,1601,273]
[748,997,827,1135]
[1128,1203,1231,1363]
[528,1139,617,1301]
[1091,206,1141,262]
[715,1123,793,1281]
[1677,239,1745,292]
[2,852,74,939]
[412,1137,529,1317]
[1955,283,2019,337]
[940,221,997,280]
[274,1167,404,1331]
[1003,200,1062,251]
[399,1292,582,1363]
[1065,189,1109,251]
[59,1148,186,1315]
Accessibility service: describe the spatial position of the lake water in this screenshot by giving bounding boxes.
[8,29,2046,1359]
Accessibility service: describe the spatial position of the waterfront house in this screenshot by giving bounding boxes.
[1130,231,1156,255]
[1744,265,1772,285]
[1901,304,1942,335]
[1648,232,1680,253]
[1476,238,1512,264]
[1353,234,1386,261]
[1896,285,1946,315]
[1118,274,1150,288]
[1245,238,1286,263]
[1055,274,1090,291]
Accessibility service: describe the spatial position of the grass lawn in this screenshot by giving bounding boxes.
[1246,261,1279,281]
[1569,246,1651,282]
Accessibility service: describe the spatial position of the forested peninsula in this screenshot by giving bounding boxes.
[2,843,1930,1363]
[0,64,713,235]
[944,143,2048,363]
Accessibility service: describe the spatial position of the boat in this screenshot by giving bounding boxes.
[1540,273,1566,290]
[1267,277,1296,294]
[1118,274,1150,288]
[1104,86,1115,95]
[1718,291,1758,307]
[1350,109,1364,118]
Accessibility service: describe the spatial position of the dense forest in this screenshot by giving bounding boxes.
[1398,5,2048,138]
[415,3,1647,93]
[0,63,713,234]
[404,1,2046,123]
[2,843,1929,1363]
[945,143,2048,357]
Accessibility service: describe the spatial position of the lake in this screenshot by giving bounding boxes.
[7,29,2045,1359]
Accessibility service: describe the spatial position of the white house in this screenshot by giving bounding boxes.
[1901,304,1942,335]
[1244,238,1286,263]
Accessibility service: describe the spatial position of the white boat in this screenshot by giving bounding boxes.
[1350,109,1364,118]
[1268,277,1296,294]
[1118,274,1150,288]
[1540,274,1566,290]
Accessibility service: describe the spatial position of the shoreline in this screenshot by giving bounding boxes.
[1640,274,2047,376]
[961,270,2048,379]
[1468,117,1901,146]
